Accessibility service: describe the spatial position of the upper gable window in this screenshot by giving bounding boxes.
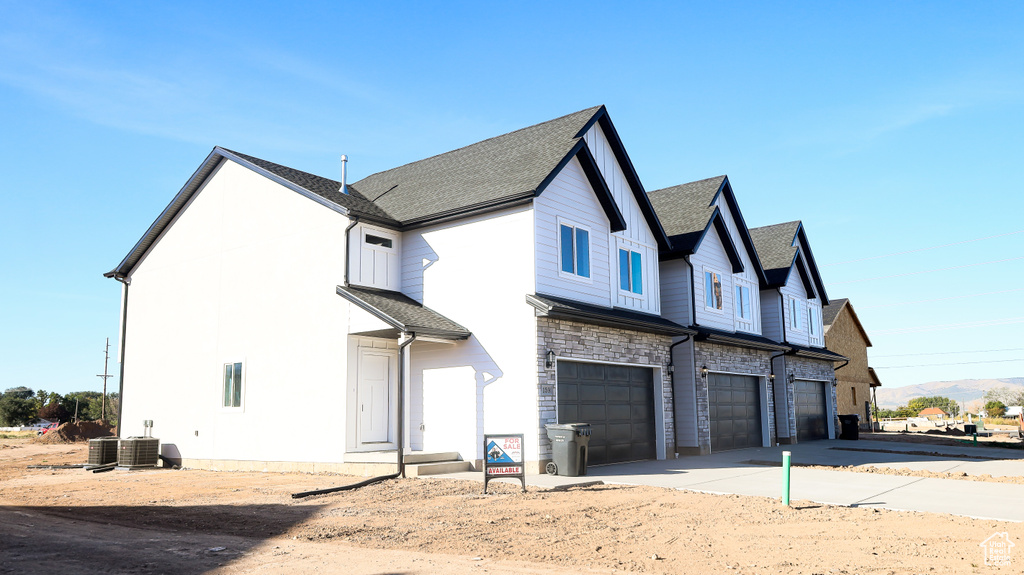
[735,284,751,321]
[559,222,590,279]
[618,249,642,294]
[704,270,724,311]
[365,234,393,249]
[788,298,801,331]
[808,304,818,336]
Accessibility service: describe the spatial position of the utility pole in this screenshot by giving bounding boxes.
[96,338,113,421]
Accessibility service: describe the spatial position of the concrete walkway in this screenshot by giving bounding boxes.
[435,439,1024,522]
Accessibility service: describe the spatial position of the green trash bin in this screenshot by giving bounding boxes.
[545,423,592,476]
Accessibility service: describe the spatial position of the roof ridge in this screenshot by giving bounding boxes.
[353,106,603,185]
[220,147,342,187]
[647,175,727,196]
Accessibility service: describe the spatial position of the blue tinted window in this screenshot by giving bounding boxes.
[619,249,630,290]
[560,224,574,274]
[575,228,590,278]
[630,251,642,294]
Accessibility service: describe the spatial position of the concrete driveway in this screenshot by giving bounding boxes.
[438,439,1024,522]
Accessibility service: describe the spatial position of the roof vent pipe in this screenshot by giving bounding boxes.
[339,154,348,194]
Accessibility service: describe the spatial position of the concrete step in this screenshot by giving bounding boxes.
[403,451,461,464]
[406,460,473,477]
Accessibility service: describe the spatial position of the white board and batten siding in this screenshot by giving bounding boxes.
[348,223,401,292]
[400,206,541,462]
[120,159,352,464]
[780,269,811,346]
[583,122,660,315]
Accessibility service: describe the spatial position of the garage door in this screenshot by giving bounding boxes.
[557,361,656,465]
[708,373,762,451]
[795,380,828,442]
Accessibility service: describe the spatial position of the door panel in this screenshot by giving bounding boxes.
[358,351,391,443]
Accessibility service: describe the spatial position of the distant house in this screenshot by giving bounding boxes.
[822,298,880,428]
[918,407,948,418]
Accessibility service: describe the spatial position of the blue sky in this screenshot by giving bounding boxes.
[1,1,1022,396]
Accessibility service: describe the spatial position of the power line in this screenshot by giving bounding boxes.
[830,255,1024,285]
[858,288,1024,310]
[873,347,1024,358]
[873,316,1024,335]
[874,358,1024,369]
[823,229,1024,267]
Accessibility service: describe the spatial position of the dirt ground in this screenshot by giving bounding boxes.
[1,438,1021,574]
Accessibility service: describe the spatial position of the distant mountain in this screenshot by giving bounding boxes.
[874,378,1024,408]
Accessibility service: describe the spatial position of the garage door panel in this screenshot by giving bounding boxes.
[580,384,606,402]
[580,404,606,421]
[557,361,657,465]
[608,404,631,420]
[795,380,828,441]
[708,373,762,451]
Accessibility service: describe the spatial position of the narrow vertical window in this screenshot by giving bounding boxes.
[736,285,750,320]
[704,271,723,310]
[808,305,817,336]
[619,249,630,291]
[223,362,243,408]
[575,228,590,278]
[559,223,590,279]
[789,299,799,330]
[560,224,574,274]
[630,251,642,294]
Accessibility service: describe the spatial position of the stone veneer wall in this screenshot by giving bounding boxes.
[536,317,672,460]
[691,341,776,454]
[786,356,839,439]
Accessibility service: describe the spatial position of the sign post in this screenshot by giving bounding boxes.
[483,433,526,493]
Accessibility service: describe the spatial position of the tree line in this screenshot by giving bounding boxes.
[874,387,1024,419]
[0,386,119,427]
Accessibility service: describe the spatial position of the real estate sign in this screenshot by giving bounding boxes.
[483,433,525,493]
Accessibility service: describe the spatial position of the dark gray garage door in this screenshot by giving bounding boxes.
[795,380,828,442]
[557,361,656,465]
[708,373,762,451]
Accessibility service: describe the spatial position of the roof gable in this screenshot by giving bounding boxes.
[749,220,829,304]
[822,298,872,346]
[647,176,766,282]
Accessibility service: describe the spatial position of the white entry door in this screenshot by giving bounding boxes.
[358,350,393,444]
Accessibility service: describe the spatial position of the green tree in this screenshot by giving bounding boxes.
[906,396,960,417]
[0,395,37,426]
[984,400,1007,417]
[3,386,34,400]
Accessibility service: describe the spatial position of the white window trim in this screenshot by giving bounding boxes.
[702,267,726,314]
[787,297,802,332]
[556,217,593,284]
[733,277,758,333]
[220,359,246,412]
[362,227,397,253]
[808,303,824,345]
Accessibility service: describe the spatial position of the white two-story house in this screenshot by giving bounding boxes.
[749,221,845,442]
[105,106,696,475]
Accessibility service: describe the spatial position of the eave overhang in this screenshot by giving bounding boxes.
[527,293,695,337]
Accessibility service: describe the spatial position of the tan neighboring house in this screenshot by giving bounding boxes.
[822,298,881,428]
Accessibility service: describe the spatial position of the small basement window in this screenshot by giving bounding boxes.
[365,234,393,249]
[223,362,243,408]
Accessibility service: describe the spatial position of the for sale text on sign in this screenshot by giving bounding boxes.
[483,433,525,492]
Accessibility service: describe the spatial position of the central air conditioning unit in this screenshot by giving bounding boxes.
[117,437,160,468]
[88,437,119,465]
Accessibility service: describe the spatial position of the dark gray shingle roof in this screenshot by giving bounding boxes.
[337,285,470,339]
[646,176,724,243]
[527,294,695,336]
[348,106,603,225]
[224,149,400,226]
[822,297,849,327]
[749,221,800,286]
